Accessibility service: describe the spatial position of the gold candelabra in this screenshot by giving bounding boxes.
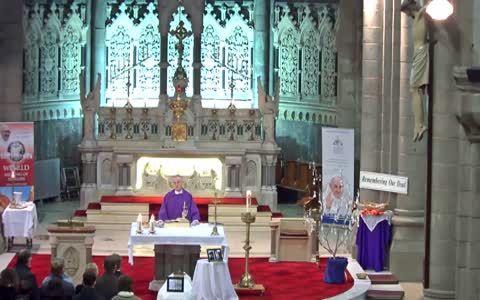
[235,212,264,293]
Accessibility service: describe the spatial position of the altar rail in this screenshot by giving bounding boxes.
[97,106,262,143]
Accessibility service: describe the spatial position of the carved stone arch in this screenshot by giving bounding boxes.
[106,3,136,100]
[246,160,257,187]
[60,4,85,96]
[23,5,43,98]
[324,115,328,124]
[273,5,298,47]
[101,158,112,185]
[306,112,310,122]
[329,115,333,125]
[312,113,316,123]
[317,6,335,47]
[299,6,321,99]
[299,111,303,121]
[133,2,160,99]
[291,111,295,121]
[39,3,62,97]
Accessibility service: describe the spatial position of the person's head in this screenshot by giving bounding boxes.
[45,277,65,299]
[50,258,65,277]
[103,255,116,274]
[16,249,32,268]
[329,176,344,199]
[0,268,19,288]
[82,269,97,287]
[172,175,184,192]
[0,124,10,142]
[85,262,99,277]
[117,275,134,293]
[400,0,420,17]
[110,253,122,272]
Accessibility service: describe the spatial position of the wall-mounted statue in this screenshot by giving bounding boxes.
[80,72,101,145]
[257,77,279,145]
[401,0,430,142]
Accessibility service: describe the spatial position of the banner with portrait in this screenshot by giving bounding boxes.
[0,122,35,203]
[321,128,354,224]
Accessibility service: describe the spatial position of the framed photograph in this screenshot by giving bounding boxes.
[167,276,184,293]
[207,248,223,262]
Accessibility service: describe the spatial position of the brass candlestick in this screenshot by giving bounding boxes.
[236,212,257,288]
[211,193,222,236]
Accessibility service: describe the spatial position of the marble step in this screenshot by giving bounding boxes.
[99,202,149,213]
[87,210,150,223]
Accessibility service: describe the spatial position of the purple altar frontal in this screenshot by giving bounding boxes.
[356,217,391,272]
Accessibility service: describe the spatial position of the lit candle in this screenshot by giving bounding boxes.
[10,170,15,179]
[149,214,155,232]
[137,213,143,232]
[246,190,252,211]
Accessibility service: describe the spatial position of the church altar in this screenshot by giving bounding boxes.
[78,10,281,211]
[128,222,228,291]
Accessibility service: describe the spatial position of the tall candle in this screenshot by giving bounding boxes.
[10,170,15,179]
[246,190,252,211]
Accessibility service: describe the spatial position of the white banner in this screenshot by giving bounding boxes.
[359,171,408,194]
[322,128,354,224]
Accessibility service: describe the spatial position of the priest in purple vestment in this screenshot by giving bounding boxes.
[158,175,200,225]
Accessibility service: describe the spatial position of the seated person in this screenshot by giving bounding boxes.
[95,255,118,300]
[112,275,140,300]
[158,175,200,225]
[41,258,74,299]
[111,254,124,278]
[14,249,40,300]
[73,270,102,300]
[74,262,98,294]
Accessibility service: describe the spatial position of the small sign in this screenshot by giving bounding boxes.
[207,248,223,262]
[167,276,184,293]
[359,171,408,194]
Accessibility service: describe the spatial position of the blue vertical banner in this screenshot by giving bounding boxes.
[321,128,354,224]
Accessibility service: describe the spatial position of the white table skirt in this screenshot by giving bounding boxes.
[157,274,195,300]
[192,259,238,300]
[2,202,37,238]
[128,223,229,265]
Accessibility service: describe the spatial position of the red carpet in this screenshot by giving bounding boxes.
[8,255,353,300]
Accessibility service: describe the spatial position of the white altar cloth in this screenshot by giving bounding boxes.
[128,223,229,265]
[157,274,195,300]
[192,259,238,300]
[360,210,393,232]
[2,202,38,238]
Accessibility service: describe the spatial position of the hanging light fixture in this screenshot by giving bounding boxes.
[426,0,453,20]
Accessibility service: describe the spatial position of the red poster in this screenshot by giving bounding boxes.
[0,123,34,201]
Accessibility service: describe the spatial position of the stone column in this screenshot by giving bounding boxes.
[79,149,98,209]
[0,0,23,121]
[269,220,279,262]
[224,156,242,197]
[423,28,458,300]
[261,155,278,211]
[159,35,169,96]
[253,0,268,106]
[360,0,384,201]
[390,12,426,281]
[91,0,107,104]
[192,35,201,96]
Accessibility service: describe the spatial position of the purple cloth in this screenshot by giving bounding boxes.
[158,189,200,222]
[356,218,391,272]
